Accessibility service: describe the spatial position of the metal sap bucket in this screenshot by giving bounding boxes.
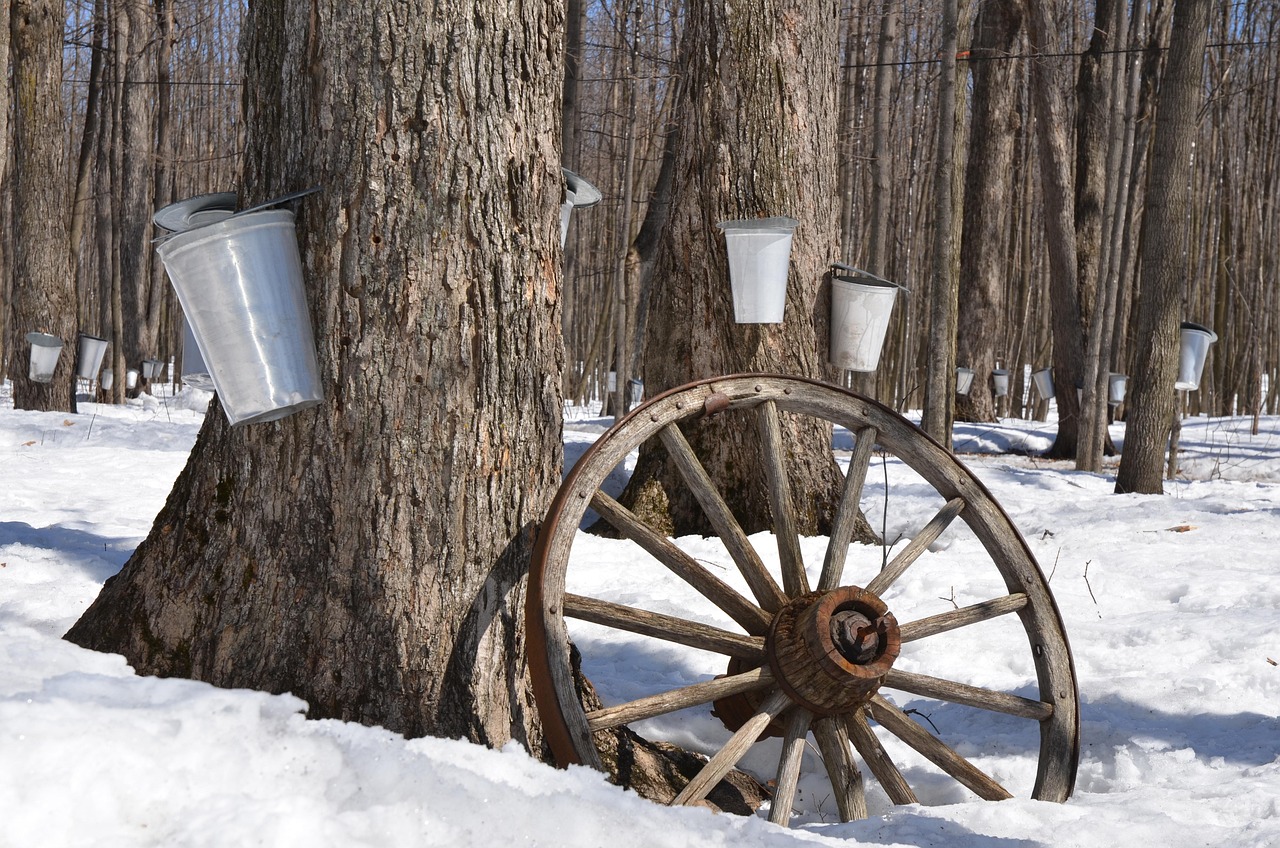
[156,208,322,425]
[1175,322,1217,391]
[829,266,900,372]
[956,367,975,396]
[76,334,109,381]
[1032,368,1055,400]
[1108,373,1128,405]
[142,358,165,381]
[718,217,799,323]
[26,333,64,383]
[992,368,1010,398]
[561,169,602,248]
[181,319,214,391]
[101,368,114,391]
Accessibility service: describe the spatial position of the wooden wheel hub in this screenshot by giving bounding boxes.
[767,587,901,716]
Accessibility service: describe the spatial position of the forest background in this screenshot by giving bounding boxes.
[1,0,1276,453]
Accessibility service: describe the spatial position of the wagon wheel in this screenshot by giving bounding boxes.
[528,374,1079,826]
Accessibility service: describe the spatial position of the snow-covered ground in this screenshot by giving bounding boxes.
[2,381,1277,847]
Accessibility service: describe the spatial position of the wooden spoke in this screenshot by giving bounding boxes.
[812,714,869,821]
[671,689,793,807]
[867,695,1013,801]
[882,668,1054,721]
[757,400,809,598]
[564,594,765,661]
[899,594,1029,643]
[762,707,814,824]
[865,497,966,597]
[767,706,814,825]
[818,425,878,591]
[586,667,776,732]
[659,423,787,612]
[590,491,773,635]
[845,709,918,805]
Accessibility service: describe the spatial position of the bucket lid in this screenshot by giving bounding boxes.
[25,332,62,347]
[1180,320,1218,342]
[153,192,238,233]
[563,169,602,208]
[830,262,907,292]
[718,216,799,233]
[232,186,322,218]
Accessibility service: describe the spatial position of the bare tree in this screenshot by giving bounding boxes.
[625,0,874,541]
[1116,0,1214,494]
[8,0,77,411]
[920,0,961,445]
[67,0,566,746]
[955,0,1022,424]
[1025,0,1085,459]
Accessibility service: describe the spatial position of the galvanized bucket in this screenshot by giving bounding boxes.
[156,209,322,425]
[1175,322,1217,391]
[25,333,63,383]
[1108,373,1127,405]
[956,367,975,396]
[829,270,899,372]
[76,334,109,381]
[180,319,214,391]
[992,368,1010,398]
[718,217,799,323]
[1032,368,1055,400]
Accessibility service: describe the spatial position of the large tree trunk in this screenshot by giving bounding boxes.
[8,0,77,412]
[955,0,1022,425]
[623,0,873,542]
[1115,0,1213,494]
[0,0,11,382]
[1025,0,1084,460]
[68,0,565,748]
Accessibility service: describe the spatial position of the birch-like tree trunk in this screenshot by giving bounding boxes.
[1115,0,1213,494]
[68,0,565,746]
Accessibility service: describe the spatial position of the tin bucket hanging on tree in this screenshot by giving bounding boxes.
[75,334,109,382]
[1175,321,1217,391]
[25,333,64,384]
[828,263,903,371]
[718,217,799,323]
[561,169,602,248]
[154,190,324,426]
[1032,368,1055,401]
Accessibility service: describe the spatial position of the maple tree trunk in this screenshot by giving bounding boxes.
[624,0,873,542]
[67,0,566,747]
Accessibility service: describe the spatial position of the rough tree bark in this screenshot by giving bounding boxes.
[8,0,77,412]
[113,0,161,394]
[955,0,1022,425]
[920,0,961,446]
[1074,0,1123,471]
[67,0,566,747]
[1115,0,1213,494]
[622,0,875,543]
[1025,0,1085,460]
[0,0,11,382]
